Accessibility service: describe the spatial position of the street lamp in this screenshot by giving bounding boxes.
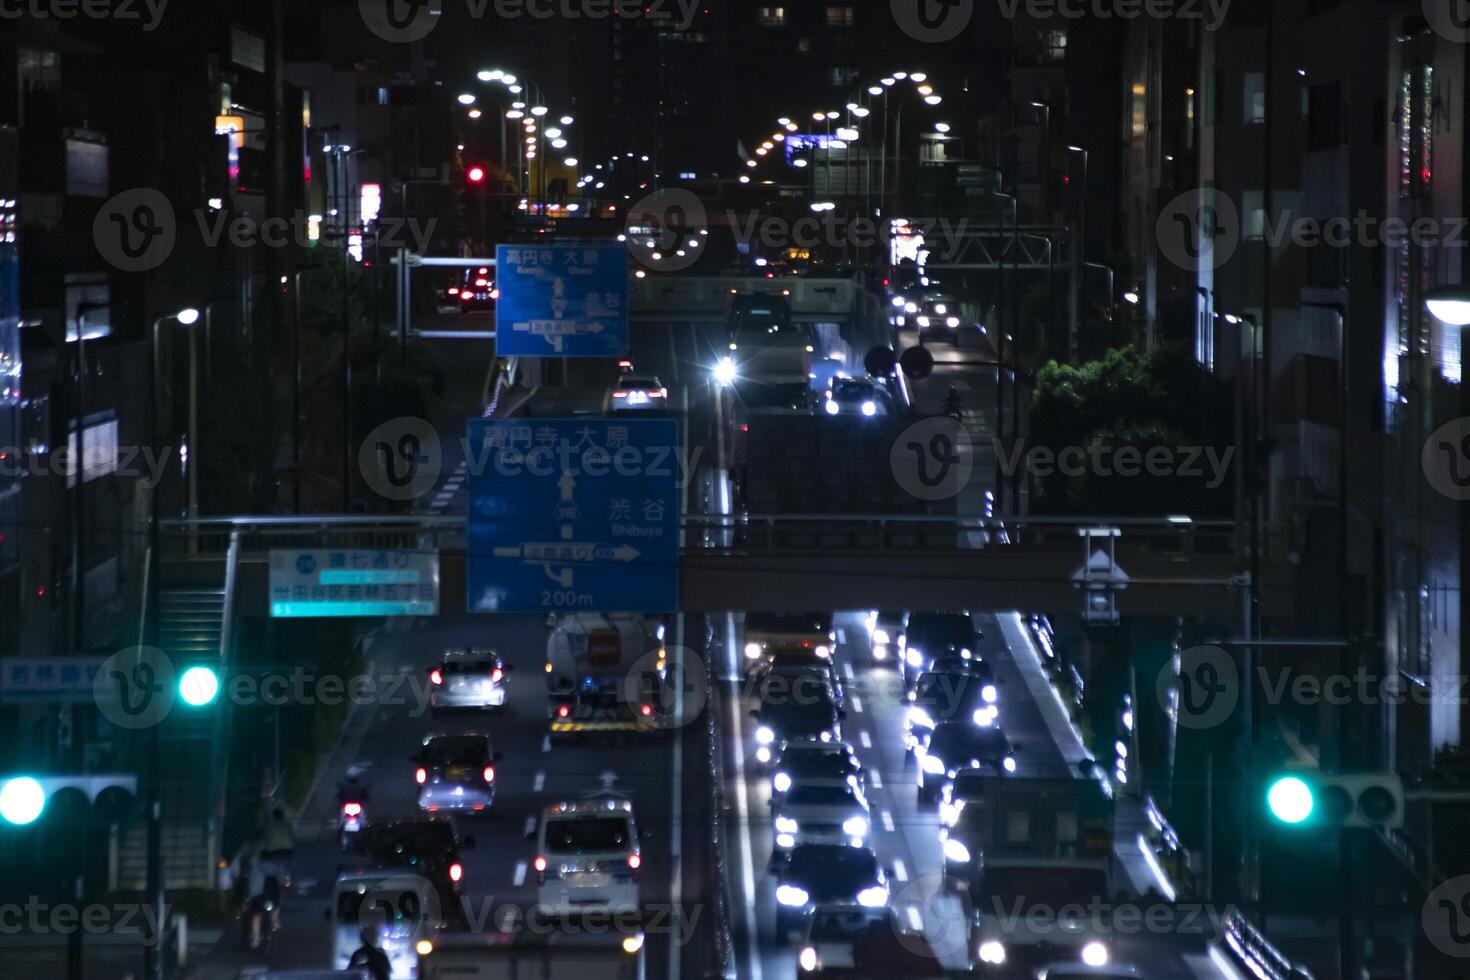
[1426,285,1470,326]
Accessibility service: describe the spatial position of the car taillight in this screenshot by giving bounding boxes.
[430,669,443,685]
[449,862,463,883]
[640,704,653,717]
[612,391,628,398]
[415,768,427,784]
[534,856,547,872]
[483,766,495,783]
[628,853,641,870]
[492,668,503,683]
[342,802,362,816]
[448,287,459,296]
[478,268,489,275]
[475,278,489,287]
[557,705,570,718]
[490,289,500,300]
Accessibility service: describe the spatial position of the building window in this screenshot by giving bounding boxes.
[825,6,854,27]
[1241,191,1265,240]
[1243,72,1266,124]
[1307,81,1343,150]
[1043,30,1067,62]
[756,6,785,26]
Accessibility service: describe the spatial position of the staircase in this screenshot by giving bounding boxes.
[116,588,226,893]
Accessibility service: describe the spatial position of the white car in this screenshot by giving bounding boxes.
[771,778,872,857]
[608,373,668,412]
[533,798,641,916]
[428,648,507,713]
[332,869,439,979]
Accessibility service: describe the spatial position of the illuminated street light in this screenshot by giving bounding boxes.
[531,105,549,117]
[1426,286,1470,325]
[457,93,476,106]
[911,72,928,82]
[935,123,951,133]
[468,109,482,119]
[924,95,943,106]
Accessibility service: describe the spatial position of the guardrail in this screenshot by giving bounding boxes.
[159,513,1237,562]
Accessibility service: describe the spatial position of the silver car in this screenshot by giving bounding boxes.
[428,648,508,713]
[771,778,872,858]
[414,733,500,814]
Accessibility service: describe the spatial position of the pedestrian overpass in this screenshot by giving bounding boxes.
[160,513,1246,621]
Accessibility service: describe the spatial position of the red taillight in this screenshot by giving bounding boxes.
[534,856,547,872]
[430,668,443,685]
[557,705,570,718]
[478,268,489,275]
[492,668,503,683]
[628,853,641,870]
[740,424,749,432]
[475,278,489,287]
[612,391,628,398]
[640,704,653,717]
[447,287,459,296]
[449,862,463,883]
[483,766,495,783]
[342,802,362,816]
[415,767,427,784]
[490,289,500,300]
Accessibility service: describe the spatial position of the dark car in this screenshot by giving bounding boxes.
[348,819,472,913]
[453,267,498,313]
[774,844,889,935]
[770,741,864,802]
[763,653,845,708]
[915,722,1017,804]
[904,671,1000,754]
[902,612,980,686]
[414,733,501,814]
[752,693,843,766]
[797,904,958,976]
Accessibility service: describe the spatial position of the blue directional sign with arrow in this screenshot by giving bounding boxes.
[466,418,679,612]
[495,243,629,357]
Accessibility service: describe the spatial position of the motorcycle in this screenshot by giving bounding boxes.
[241,892,275,953]
[942,390,964,422]
[339,799,367,852]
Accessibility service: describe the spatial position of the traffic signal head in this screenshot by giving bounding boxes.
[1267,772,1402,829]
[467,165,487,184]
[178,665,221,707]
[0,774,137,827]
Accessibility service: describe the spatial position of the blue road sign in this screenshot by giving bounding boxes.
[495,243,628,357]
[466,418,679,613]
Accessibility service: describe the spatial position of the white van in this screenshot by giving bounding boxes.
[532,799,641,917]
[331,870,440,979]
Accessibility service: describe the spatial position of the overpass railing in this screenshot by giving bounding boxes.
[160,514,1236,562]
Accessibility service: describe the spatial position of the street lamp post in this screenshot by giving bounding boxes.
[1066,145,1089,363]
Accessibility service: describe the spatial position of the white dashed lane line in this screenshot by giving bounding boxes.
[880,810,894,832]
[513,861,527,886]
[893,859,909,882]
[859,731,872,748]
[533,771,545,792]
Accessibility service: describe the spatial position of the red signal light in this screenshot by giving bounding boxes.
[467,166,487,183]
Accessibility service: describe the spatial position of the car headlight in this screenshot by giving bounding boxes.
[842,815,868,837]
[939,800,963,826]
[891,296,905,308]
[921,753,946,775]
[978,940,1006,964]
[1002,755,1017,773]
[776,885,810,907]
[756,746,771,763]
[815,645,830,658]
[946,316,960,327]
[774,816,799,834]
[905,302,918,313]
[905,649,924,668]
[856,885,888,908]
[972,707,998,726]
[907,706,935,730]
[934,304,947,314]
[860,400,877,417]
[943,836,971,863]
[799,945,819,972]
[773,771,791,794]
[714,356,738,386]
[982,684,997,704]
[819,730,832,743]
[823,399,840,415]
[776,833,796,848]
[872,629,889,645]
[1081,941,1110,967]
[744,641,762,660]
[756,726,775,745]
[916,316,930,327]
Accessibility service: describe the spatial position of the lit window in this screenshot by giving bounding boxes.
[757,6,785,26]
[1043,30,1067,62]
[1243,72,1266,124]
[825,6,854,27]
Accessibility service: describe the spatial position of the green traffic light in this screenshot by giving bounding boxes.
[178,666,221,707]
[0,777,46,825]
[1267,775,1314,824]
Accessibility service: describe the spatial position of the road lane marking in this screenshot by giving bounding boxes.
[541,735,551,752]
[524,816,536,835]
[880,810,894,832]
[851,695,863,713]
[513,861,527,887]
[533,771,545,792]
[725,614,764,980]
[905,905,923,930]
[669,613,686,980]
[893,859,908,881]
[843,662,855,681]
[860,730,872,748]
[870,770,882,788]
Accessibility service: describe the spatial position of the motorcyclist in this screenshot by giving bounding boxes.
[348,924,392,980]
[942,385,963,419]
[336,772,372,807]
